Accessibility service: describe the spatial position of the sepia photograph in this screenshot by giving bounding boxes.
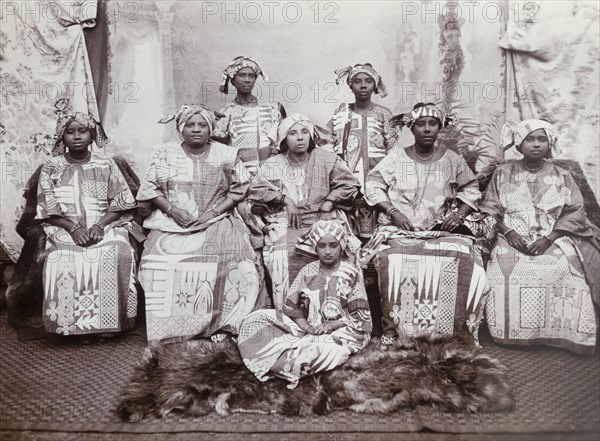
[1,1,599,440]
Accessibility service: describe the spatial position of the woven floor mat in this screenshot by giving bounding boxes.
[0,311,598,435]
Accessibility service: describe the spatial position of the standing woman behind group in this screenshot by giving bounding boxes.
[136,104,260,343]
[36,109,138,336]
[328,63,399,239]
[482,119,599,355]
[212,56,286,302]
[212,56,286,172]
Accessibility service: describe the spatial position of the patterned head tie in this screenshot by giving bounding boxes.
[219,56,269,94]
[500,119,559,153]
[390,103,456,129]
[298,219,362,259]
[334,63,388,98]
[268,113,316,147]
[53,99,108,155]
[158,104,216,135]
[307,220,348,251]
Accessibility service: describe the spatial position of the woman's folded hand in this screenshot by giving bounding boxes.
[188,212,213,227]
[88,224,104,244]
[527,237,552,256]
[390,211,414,231]
[439,212,463,232]
[505,230,529,253]
[284,197,302,229]
[170,207,195,228]
[70,227,92,247]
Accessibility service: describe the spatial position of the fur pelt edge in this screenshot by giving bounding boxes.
[116,334,514,422]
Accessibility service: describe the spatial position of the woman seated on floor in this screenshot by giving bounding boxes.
[247,113,361,311]
[136,104,260,343]
[35,109,138,336]
[238,220,372,389]
[361,102,489,347]
[482,119,600,355]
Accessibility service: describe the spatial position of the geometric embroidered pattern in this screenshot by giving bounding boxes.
[414,298,438,332]
[520,287,546,329]
[578,290,596,334]
[436,258,458,335]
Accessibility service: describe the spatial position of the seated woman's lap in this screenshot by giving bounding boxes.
[374,235,488,343]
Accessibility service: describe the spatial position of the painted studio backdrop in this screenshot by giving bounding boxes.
[1,0,599,262]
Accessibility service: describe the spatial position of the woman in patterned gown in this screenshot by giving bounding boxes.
[36,110,138,336]
[327,63,399,336]
[238,220,371,389]
[248,113,361,312]
[362,103,489,347]
[136,104,260,343]
[212,56,287,301]
[327,63,399,239]
[213,56,285,171]
[482,119,599,355]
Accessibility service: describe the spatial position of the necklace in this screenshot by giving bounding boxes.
[286,153,310,167]
[413,145,436,162]
[183,144,210,176]
[65,151,91,164]
[183,143,210,160]
[521,160,546,173]
[410,148,436,211]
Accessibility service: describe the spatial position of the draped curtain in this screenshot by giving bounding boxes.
[501,1,600,198]
[1,0,101,261]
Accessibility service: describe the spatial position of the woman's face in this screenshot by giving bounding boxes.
[63,121,93,153]
[519,128,550,160]
[412,116,441,148]
[350,73,375,101]
[285,123,311,156]
[182,114,210,148]
[232,67,257,94]
[316,234,342,266]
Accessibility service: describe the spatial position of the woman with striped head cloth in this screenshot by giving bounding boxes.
[212,56,287,291]
[327,63,399,239]
[213,56,286,170]
[362,102,488,348]
[137,104,260,343]
[238,220,371,389]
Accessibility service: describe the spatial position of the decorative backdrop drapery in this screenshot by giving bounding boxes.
[1,0,101,261]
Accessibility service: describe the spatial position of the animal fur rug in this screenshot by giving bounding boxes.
[116,335,514,421]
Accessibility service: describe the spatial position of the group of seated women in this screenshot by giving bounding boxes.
[8,56,600,388]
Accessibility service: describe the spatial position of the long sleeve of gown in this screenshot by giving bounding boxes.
[453,158,481,211]
[480,167,505,221]
[552,172,596,238]
[247,165,284,212]
[283,266,310,319]
[107,159,137,212]
[35,162,62,220]
[136,149,174,202]
[346,276,372,335]
[364,156,392,207]
[326,156,360,209]
[224,156,250,203]
[383,109,400,151]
